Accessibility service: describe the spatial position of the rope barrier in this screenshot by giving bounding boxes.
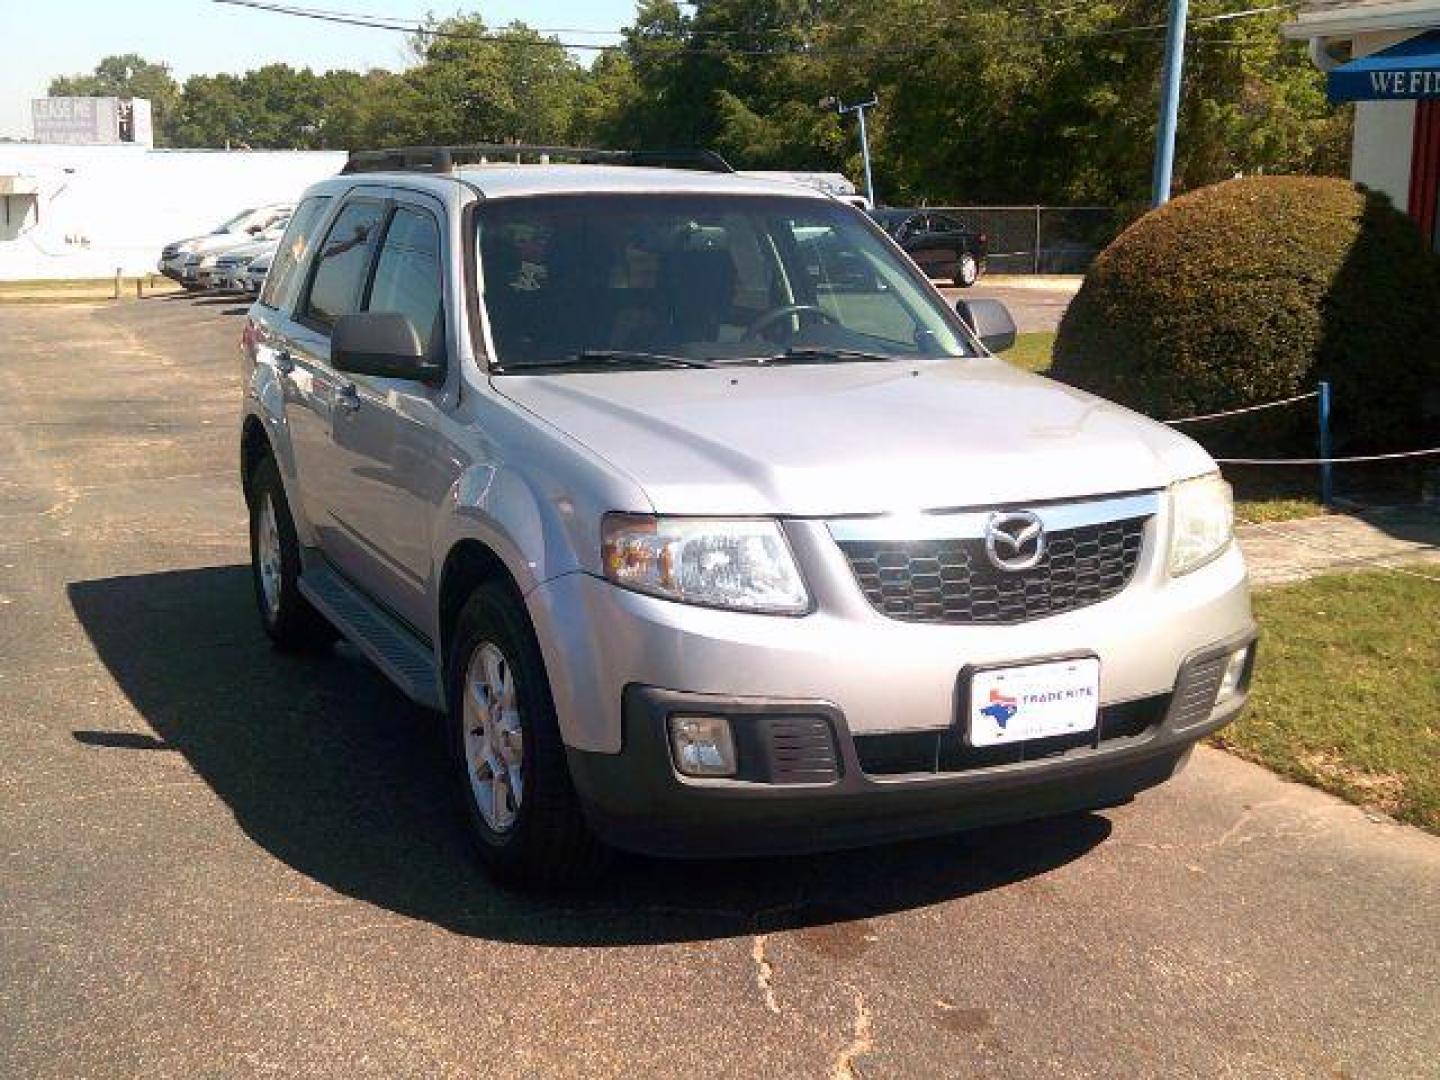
[1237,517,1440,585]
[1217,447,1440,466]
[1164,391,1319,426]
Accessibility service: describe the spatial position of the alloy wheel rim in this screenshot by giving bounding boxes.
[257,495,283,620]
[463,641,524,833]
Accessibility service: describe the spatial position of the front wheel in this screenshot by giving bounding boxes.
[447,582,607,887]
[953,252,981,288]
[247,454,336,652]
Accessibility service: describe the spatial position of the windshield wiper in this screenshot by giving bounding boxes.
[756,347,898,365]
[495,350,717,373]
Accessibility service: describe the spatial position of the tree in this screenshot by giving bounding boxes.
[578,0,1347,204]
[42,5,1350,203]
[170,73,252,148]
[49,54,181,145]
[397,17,588,145]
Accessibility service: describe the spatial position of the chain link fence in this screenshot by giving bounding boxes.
[922,206,1118,274]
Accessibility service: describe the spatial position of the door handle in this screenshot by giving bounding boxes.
[335,382,361,414]
[274,348,294,374]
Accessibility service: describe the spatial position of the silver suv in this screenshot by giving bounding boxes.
[240,146,1255,885]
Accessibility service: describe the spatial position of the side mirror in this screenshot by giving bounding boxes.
[332,312,444,383]
[954,297,1017,354]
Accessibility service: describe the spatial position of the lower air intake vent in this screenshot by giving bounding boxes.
[734,715,840,785]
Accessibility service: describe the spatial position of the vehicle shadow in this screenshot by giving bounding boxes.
[67,566,1112,946]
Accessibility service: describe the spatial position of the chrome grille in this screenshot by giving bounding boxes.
[838,516,1148,625]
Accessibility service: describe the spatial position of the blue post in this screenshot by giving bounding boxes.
[1318,381,1334,506]
[828,95,880,206]
[855,103,876,208]
[1152,0,1190,207]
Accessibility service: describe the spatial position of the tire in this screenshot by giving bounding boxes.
[247,453,337,652]
[953,252,981,288]
[447,581,607,888]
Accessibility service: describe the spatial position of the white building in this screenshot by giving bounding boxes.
[0,142,345,280]
[1285,1,1440,249]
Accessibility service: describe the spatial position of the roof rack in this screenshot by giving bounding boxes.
[341,145,734,176]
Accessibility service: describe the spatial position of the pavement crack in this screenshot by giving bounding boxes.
[751,933,781,1015]
[1205,798,1288,851]
[831,988,873,1080]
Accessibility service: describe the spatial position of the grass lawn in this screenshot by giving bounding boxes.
[1233,496,1324,524]
[1005,331,1055,373]
[0,276,180,302]
[1215,564,1440,832]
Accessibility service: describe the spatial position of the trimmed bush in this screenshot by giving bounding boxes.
[1051,176,1440,448]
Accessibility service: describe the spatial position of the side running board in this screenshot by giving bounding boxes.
[298,562,443,711]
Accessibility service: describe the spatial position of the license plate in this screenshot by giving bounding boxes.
[966,657,1100,747]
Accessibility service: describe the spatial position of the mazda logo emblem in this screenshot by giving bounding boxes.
[985,511,1046,571]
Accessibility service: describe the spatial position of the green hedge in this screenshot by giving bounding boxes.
[1051,176,1440,448]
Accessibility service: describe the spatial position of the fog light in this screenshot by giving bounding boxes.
[1217,646,1251,702]
[669,715,737,777]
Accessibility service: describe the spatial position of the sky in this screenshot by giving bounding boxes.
[0,0,643,138]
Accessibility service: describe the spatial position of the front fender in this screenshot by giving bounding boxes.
[243,360,318,548]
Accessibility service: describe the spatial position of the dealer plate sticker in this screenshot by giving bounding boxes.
[967,658,1100,747]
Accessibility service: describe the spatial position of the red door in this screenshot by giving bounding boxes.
[1409,99,1440,249]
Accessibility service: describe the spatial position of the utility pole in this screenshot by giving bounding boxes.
[821,94,879,206]
[1151,0,1189,207]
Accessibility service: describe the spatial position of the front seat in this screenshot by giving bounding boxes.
[658,248,738,349]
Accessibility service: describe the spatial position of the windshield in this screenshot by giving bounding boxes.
[477,194,972,370]
[213,208,256,234]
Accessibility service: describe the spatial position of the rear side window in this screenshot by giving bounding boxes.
[302,200,386,330]
[365,206,444,356]
[259,195,330,311]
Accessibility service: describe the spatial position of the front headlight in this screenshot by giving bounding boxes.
[602,514,809,613]
[1169,472,1233,575]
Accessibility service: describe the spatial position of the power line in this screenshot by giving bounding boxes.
[210,0,1299,58]
[209,0,1107,39]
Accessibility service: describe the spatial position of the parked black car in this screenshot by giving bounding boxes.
[870,209,988,287]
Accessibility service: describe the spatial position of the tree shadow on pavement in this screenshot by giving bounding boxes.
[67,566,1111,946]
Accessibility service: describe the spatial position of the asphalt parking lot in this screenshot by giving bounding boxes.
[941,278,1079,333]
[2,295,1438,1079]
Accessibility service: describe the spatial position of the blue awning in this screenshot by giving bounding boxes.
[1329,31,1440,103]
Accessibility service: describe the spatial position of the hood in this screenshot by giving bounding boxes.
[177,232,254,256]
[494,358,1216,516]
[218,238,278,262]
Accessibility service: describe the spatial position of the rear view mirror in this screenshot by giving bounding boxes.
[954,298,1017,354]
[332,312,444,383]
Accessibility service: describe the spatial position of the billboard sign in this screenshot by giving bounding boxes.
[32,97,154,146]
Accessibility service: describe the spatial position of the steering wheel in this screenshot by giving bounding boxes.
[742,304,839,342]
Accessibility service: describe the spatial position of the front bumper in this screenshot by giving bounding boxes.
[527,524,1252,755]
[568,629,1256,857]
